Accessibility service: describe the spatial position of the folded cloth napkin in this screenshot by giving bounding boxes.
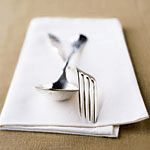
[0,18,148,138]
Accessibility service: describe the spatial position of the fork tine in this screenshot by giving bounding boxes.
[77,69,86,118]
[86,76,91,121]
[77,69,87,119]
[91,78,97,123]
[94,79,98,122]
[84,75,90,120]
[89,78,95,122]
[77,69,82,115]
[81,73,86,118]
[93,80,96,123]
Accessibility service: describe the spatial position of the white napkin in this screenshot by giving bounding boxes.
[0,18,148,138]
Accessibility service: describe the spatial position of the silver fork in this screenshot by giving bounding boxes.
[77,68,98,123]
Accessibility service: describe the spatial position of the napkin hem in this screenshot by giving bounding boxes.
[0,125,119,138]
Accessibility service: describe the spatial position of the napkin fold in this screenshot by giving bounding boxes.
[0,17,148,138]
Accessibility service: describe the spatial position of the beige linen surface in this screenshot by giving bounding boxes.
[0,0,150,150]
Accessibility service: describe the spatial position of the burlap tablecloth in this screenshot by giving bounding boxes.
[0,0,150,149]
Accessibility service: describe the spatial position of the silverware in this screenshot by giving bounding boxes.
[77,68,98,123]
[36,34,88,101]
[48,33,67,61]
[52,34,87,89]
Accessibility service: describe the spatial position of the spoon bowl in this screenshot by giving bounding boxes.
[36,83,78,101]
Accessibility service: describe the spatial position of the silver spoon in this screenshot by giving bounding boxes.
[36,34,88,100]
[52,34,87,89]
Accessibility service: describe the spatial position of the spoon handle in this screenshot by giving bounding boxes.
[63,34,88,71]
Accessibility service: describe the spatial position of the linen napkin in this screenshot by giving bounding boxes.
[0,18,148,138]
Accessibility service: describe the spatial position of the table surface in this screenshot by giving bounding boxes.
[0,0,150,149]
